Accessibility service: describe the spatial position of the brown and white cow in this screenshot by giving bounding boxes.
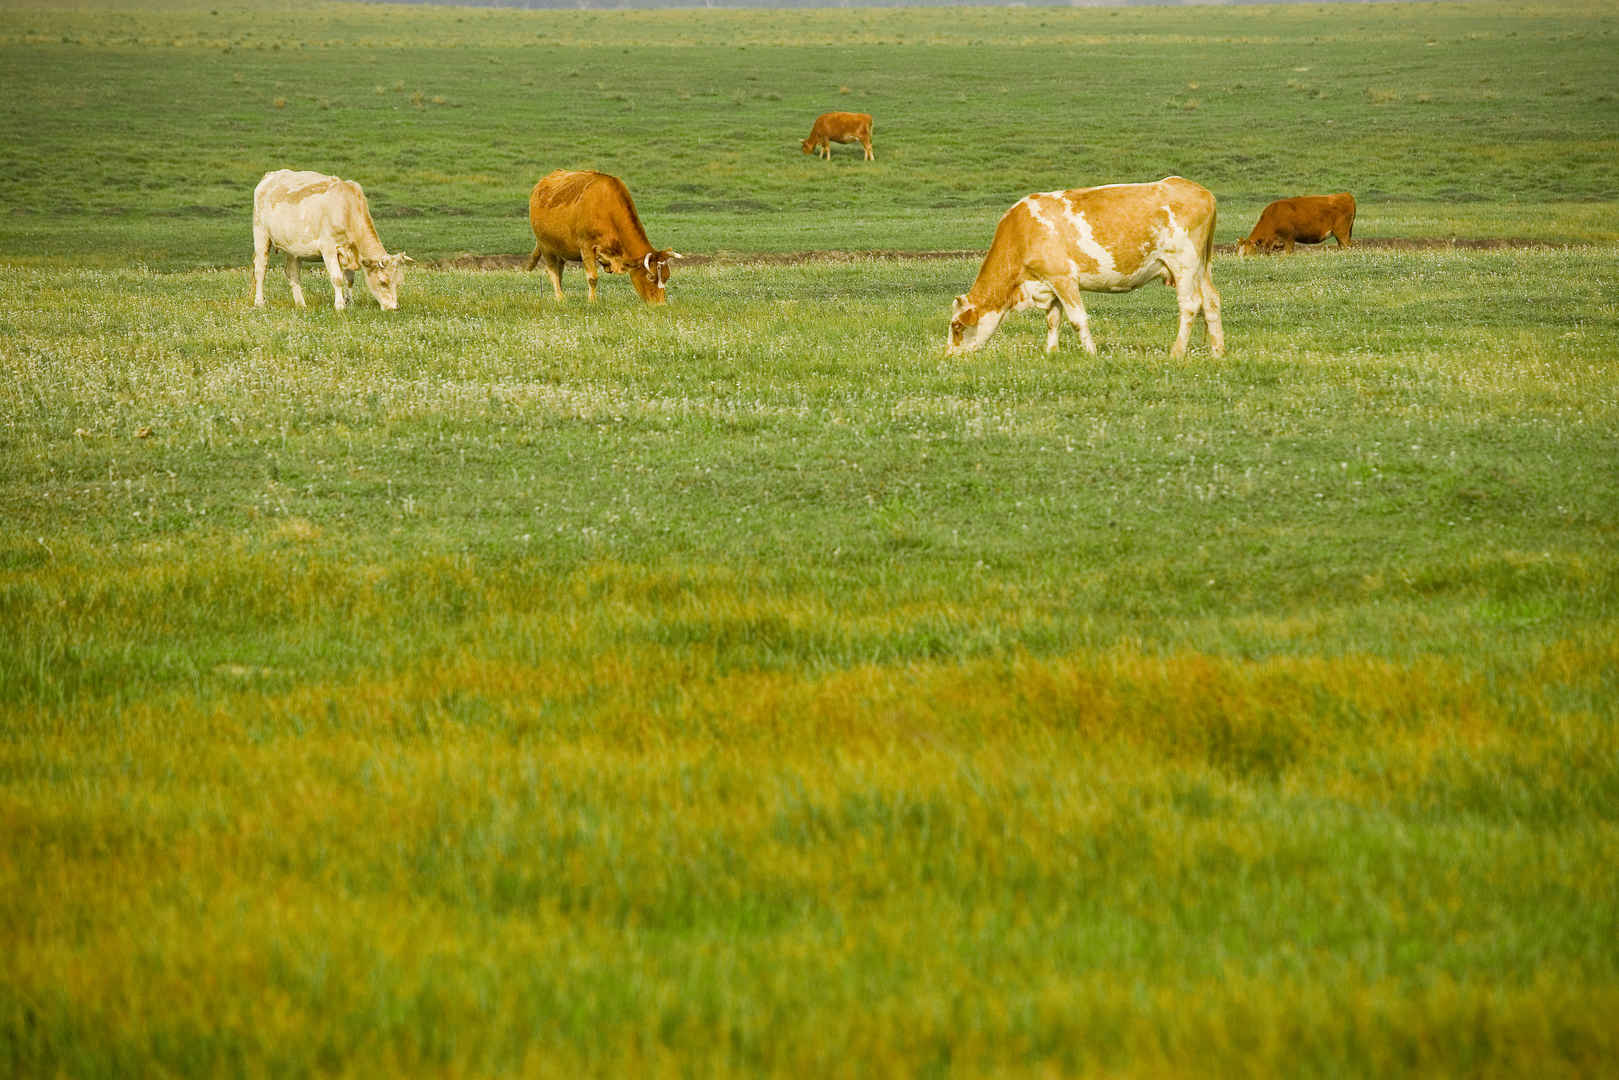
[252,169,411,311]
[801,112,874,161]
[526,170,681,304]
[1237,192,1356,255]
[947,177,1224,359]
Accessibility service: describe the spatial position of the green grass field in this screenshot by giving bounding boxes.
[4,1,1619,1075]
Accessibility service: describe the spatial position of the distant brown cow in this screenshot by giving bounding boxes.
[526,170,681,304]
[1237,193,1356,255]
[801,112,874,161]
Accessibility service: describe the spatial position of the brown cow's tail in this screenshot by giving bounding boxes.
[526,242,544,272]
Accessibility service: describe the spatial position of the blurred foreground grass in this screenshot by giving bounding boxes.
[3,246,1618,1073]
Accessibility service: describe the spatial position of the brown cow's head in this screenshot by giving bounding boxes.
[604,248,682,304]
[362,252,413,310]
[801,137,817,155]
[945,295,1006,356]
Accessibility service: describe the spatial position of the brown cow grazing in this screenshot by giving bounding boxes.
[526,170,682,304]
[801,112,874,161]
[252,169,412,311]
[1237,192,1356,255]
[947,177,1224,359]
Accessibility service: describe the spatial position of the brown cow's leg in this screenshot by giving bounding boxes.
[863,136,874,161]
[541,254,566,301]
[581,249,600,301]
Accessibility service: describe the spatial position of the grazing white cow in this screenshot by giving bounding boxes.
[251,169,411,311]
[947,176,1224,358]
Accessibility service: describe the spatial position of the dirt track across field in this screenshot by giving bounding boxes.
[429,237,1564,271]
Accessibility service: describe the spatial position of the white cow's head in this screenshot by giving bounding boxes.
[945,294,1005,356]
[362,252,413,310]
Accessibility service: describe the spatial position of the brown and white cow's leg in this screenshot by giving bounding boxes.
[540,254,566,301]
[1044,303,1063,352]
[1198,267,1225,358]
[1170,272,1208,358]
[283,253,308,309]
[1049,281,1098,355]
[252,223,272,307]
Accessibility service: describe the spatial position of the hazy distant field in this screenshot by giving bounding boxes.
[1,0,1616,265]
[4,1,1618,1076]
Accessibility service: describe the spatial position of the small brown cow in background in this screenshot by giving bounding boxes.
[1237,193,1356,255]
[801,112,874,161]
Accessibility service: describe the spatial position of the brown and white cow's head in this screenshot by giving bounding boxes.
[362,252,413,310]
[603,248,683,304]
[945,294,1007,356]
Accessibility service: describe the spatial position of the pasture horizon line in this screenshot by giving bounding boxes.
[340,0,1411,10]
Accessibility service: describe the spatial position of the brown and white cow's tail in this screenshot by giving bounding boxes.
[1198,202,1225,356]
[1202,203,1217,269]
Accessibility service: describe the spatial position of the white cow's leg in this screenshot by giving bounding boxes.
[283,254,307,308]
[320,246,348,311]
[1051,281,1097,355]
[1199,267,1225,358]
[252,225,271,307]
